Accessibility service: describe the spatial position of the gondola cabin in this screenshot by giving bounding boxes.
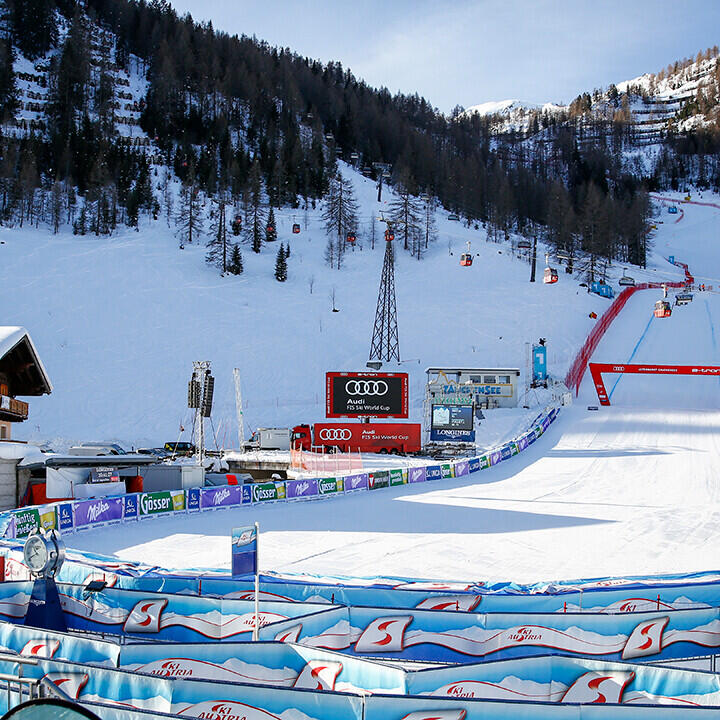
[654,300,672,318]
[384,229,394,242]
[448,214,460,221]
[292,223,301,234]
[346,232,356,244]
[231,215,242,235]
[675,292,693,306]
[543,267,558,284]
[668,206,678,214]
[619,274,635,287]
[518,240,531,250]
[460,253,473,267]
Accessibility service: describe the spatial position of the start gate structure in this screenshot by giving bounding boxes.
[589,363,720,406]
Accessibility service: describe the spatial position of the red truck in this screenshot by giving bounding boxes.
[291,422,422,455]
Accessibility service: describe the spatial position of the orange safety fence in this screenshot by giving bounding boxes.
[564,272,691,397]
[290,447,364,474]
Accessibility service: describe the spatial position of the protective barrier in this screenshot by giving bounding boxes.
[0,406,561,541]
[564,259,693,396]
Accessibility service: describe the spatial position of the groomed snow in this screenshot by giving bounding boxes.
[64,194,720,583]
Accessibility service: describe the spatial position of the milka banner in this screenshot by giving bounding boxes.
[75,497,124,528]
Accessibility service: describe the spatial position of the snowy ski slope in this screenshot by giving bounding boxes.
[65,194,720,584]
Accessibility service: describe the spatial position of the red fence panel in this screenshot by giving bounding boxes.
[564,270,690,396]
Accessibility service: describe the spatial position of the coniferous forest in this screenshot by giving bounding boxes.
[1,0,720,273]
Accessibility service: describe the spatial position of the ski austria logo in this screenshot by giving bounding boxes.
[319,428,352,441]
[123,598,168,633]
[175,700,282,720]
[345,380,388,395]
[234,528,255,546]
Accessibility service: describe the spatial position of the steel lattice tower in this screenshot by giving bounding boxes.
[369,238,400,363]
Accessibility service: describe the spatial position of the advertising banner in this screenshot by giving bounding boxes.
[430,428,476,442]
[286,478,319,499]
[200,486,243,510]
[318,477,343,495]
[500,445,513,461]
[14,507,40,538]
[252,482,286,503]
[517,436,529,452]
[408,467,426,484]
[489,449,502,465]
[441,464,454,479]
[542,415,551,431]
[368,471,389,490]
[186,487,200,512]
[453,460,469,477]
[389,469,405,486]
[326,372,408,418]
[232,525,257,577]
[139,490,184,518]
[426,465,442,481]
[75,497,124,528]
[344,473,368,492]
[241,485,252,504]
[39,506,57,530]
[56,503,74,533]
[123,494,138,521]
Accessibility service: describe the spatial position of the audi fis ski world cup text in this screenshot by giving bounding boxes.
[326,372,408,418]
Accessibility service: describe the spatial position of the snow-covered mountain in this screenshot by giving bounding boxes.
[464,49,719,140]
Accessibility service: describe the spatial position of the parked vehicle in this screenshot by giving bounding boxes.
[243,428,291,451]
[291,422,422,455]
[138,447,171,459]
[67,442,127,456]
[163,441,196,456]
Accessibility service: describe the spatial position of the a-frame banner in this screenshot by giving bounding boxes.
[589,363,720,406]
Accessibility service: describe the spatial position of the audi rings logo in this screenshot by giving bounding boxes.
[345,380,388,395]
[319,428,352,441]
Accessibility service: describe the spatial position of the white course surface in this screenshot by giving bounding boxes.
[67,195,720,584]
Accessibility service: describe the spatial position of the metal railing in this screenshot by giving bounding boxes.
[0,653,41,712]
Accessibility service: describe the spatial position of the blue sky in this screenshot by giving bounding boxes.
[169,0,720,113]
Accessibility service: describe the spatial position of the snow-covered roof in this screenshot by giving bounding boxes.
[0,441,46,466]
[0,326,52,395]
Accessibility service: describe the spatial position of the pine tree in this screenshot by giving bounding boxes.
[266,206,277,243]
[227,244,243,275]
[275,243,288,282]
[9,0,57,60]
[243,161,266,253]
[176,167,204,247]
[0,38,18,121]
[389,175,422,252]
[322,173,358,267]
[206,188,229,272]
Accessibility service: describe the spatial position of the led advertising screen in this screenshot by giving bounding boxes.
[431,404,474,431]
[326,372,408,418]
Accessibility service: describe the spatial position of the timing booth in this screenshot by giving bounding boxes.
[425,367,520,410]
[424,367,521,444]
[43,454,156,501]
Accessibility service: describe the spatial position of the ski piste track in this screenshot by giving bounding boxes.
[4,197,720,717]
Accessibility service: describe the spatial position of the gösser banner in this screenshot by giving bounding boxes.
[326,371,408,418]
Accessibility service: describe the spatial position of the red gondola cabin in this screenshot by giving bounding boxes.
[346,233,356,244]
[385,229,394,242]
[460,253,473,267]
[654,300,672,318]
[543,267,558,284]
[292,223,301,234]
